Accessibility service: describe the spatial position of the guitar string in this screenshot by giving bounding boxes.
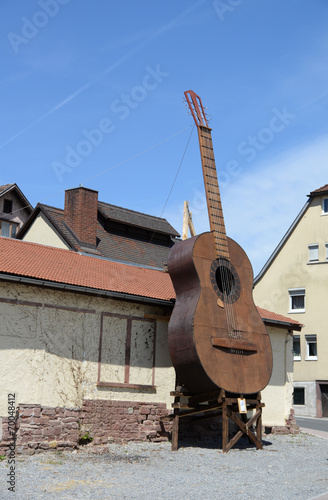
[201,130,239,342]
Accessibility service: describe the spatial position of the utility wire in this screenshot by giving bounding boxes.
[159,125,195,218]
[149,124,195,243]
[8,124,193,218]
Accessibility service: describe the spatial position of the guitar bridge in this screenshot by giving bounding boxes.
[211,337,258,353]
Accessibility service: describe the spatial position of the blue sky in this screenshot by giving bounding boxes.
[1,0,328,275]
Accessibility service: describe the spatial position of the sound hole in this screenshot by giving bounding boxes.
[215,266,234,296]
[210,258,241,304]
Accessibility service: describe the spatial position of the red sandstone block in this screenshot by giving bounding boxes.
[48,427,62,437]
[140,407,151,415]
[44,435,57,442]
[0,437,11,445]
[92,437,104,445]
[64,424,79,432]
[48,419,61,426]
[19,435,33,444]
[30,417,49,425]
[142,420,153,426]
[42,408,56,417]
[57,441,76,448]
[62,417,78,424]
[20,408,35,418]
[55,408,66,417]
[33,408,42,418]
[31,430,43,438]
[20,428,36,436]
[39,442,50,450]
[145,430,157,437]
[63,433,79,442]
[64,409,79,417]
[27,442,38,449]
[137,433,147,440]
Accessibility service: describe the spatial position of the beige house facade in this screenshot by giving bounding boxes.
[254,184,328,418]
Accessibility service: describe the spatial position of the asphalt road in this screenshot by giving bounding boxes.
[296,417,328,433]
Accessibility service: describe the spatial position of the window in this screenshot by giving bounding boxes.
[308,244,319,262]
[97,312,156,389]
[323,198,328,214]
[289,288,305,313]
[3,198,13,214]
[293,387,305,405]
[325,243,328,261]
[0,220,18,238]
[305,335,317,360]
[293,335,301,360]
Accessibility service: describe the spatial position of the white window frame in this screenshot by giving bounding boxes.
[325,243,328,261]
[305,334,317,361]
[288,288,305,313]
[292,335,301,361]
[308,244,319,262]
[322,198,328,215]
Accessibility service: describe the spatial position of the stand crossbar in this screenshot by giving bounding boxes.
[160,389,264,452]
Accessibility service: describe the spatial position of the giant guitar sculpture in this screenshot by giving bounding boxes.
[168,90,273,396]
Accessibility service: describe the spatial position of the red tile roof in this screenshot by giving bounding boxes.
[0,238,175,302]
[0,237,302,329]
[257,306,302,327]
[309,184,328,197]
[18,203,176,268]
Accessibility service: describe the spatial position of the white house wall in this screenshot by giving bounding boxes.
[22,212,70,249]
[261,327,294,427]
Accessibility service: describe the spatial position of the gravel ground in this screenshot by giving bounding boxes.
[1,433,327,500]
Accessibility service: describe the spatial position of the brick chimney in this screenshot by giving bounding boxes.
[64,186,98,249]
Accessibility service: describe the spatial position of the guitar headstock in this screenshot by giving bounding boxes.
[184,90,210,128]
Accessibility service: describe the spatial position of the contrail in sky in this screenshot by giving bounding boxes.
[0,0,206,151]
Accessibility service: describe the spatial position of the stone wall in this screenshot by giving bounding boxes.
[0,404,80,455]
[80,399,171,445]
[0,399,171,455]
[264,409,300,435]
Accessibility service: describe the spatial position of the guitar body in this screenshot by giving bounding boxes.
[168,231,273,395]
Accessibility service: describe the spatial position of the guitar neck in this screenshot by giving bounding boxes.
[197,125,230,260]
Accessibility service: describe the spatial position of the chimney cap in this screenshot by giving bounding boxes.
[65,186,98,194]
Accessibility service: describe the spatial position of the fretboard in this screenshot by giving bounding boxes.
[197,126,229,260]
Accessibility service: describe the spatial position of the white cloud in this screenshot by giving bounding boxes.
[165,133,328,276]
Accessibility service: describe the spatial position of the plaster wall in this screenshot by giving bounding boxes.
[22,212,70,249]
[293,381,317,417]
[261,327,294,426]
[0,280,175,417]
